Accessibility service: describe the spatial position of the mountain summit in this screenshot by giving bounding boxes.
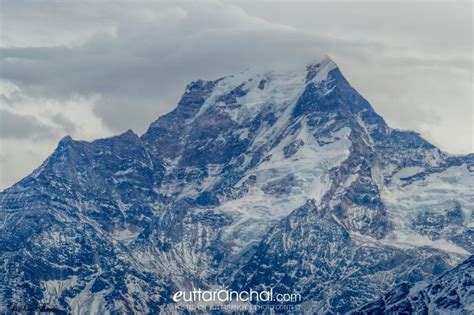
[1,56,473,313]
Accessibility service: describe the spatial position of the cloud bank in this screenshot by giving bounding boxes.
[0,0,472,189]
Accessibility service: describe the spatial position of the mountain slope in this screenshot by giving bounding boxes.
[0,56,472,313]
[353,255,474,314]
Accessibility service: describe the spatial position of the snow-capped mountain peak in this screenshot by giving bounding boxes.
[1,56,472,314]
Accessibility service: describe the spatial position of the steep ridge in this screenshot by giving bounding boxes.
[0,56,472,313]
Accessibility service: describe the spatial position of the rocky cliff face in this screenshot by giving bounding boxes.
[1,56,472,314]
[353,255,474,314]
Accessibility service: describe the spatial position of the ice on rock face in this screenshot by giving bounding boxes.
[217,124,351,254]
[1,56,473,314]
[196,56,337,122]
[382,164,474,254]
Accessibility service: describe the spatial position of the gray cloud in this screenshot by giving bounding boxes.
[51,113,76,134]
[1,15,349,132]
[0,109,58,139]
[0,1,420,134]
[0,0,472,189]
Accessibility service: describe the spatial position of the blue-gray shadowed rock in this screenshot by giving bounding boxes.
[0,56,472,314]
[352,255,474,314]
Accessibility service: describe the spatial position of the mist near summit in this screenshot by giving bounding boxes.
[0,1,472,188]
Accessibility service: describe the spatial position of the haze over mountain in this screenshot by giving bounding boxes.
[1,1,472,192]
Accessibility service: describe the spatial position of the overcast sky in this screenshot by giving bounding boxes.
[0,0,472,190]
